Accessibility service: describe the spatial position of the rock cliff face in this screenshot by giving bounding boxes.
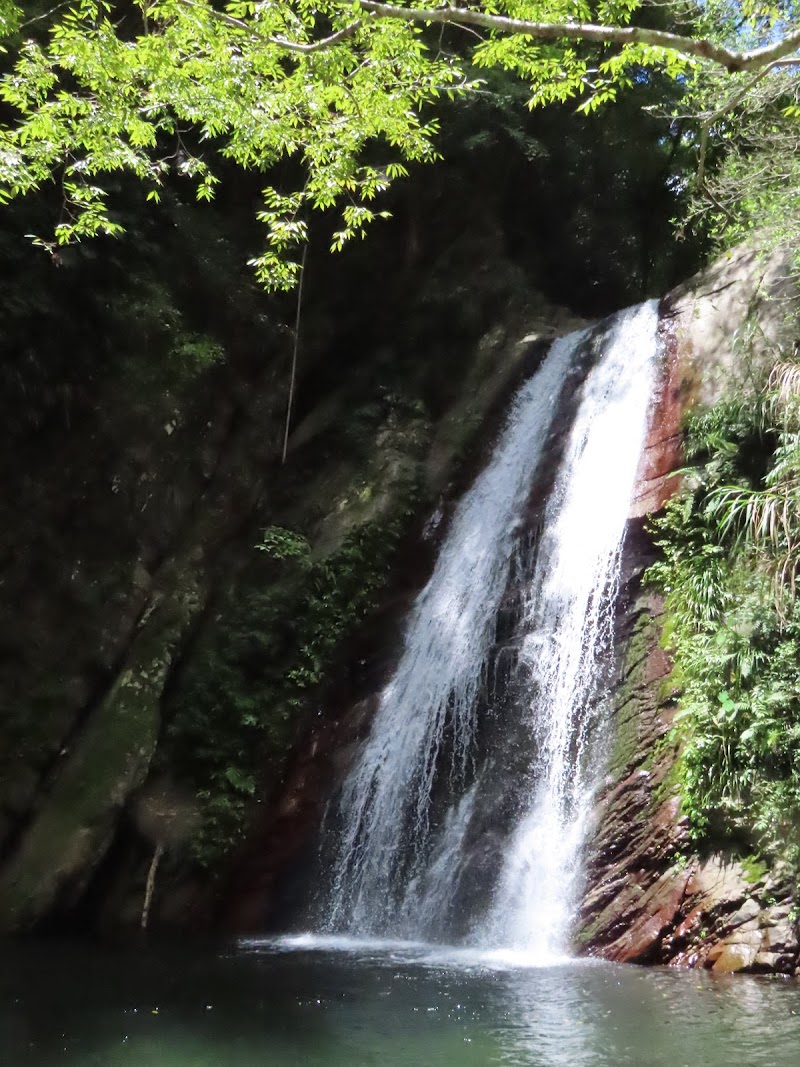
[213,313,589,934]
[574,245,800,975]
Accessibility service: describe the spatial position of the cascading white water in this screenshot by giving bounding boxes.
[476,299,659,959]
[319,301,660,957]
[323,333,579,934]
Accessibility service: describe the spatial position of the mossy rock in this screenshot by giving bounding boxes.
[0,568,203,931]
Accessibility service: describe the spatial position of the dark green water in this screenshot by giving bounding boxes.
[3,936,800,1066]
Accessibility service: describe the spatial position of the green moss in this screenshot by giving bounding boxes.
[606,609,658,781]
[650,748,682,810]
[741,854,769,885]
[573,912,606,947]
[607,696,641,784]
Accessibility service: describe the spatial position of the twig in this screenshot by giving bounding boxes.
[19,2,71,31]
[271,23,363,54]
[177,0,361,53]
[282,241,308,464]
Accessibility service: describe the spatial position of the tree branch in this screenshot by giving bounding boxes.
[271,22,362,53]
[358,1,800,74]
[175,0,800,71]
[19,2,71,31]
[177,0,248,33]
[696,59,792,188]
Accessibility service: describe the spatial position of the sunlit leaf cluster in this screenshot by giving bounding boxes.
[0,0,466,285]
[1,1,799,284]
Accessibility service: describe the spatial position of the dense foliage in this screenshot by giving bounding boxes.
[650,384,800,871]
[677,2,800,254]
[160,380,428,865]
[0,2,799,283]
[167,513,423,865]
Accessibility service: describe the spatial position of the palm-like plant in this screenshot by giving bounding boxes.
[649,366,800,867]
[706,358,800,609]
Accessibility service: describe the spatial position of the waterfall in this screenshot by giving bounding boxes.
[476,299,659,958]
[317,301,660,957]
[321,334,578,934]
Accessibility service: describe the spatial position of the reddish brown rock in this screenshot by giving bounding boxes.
[218,691,378,933]
[629,328,685,519]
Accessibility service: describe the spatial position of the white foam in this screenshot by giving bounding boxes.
[238,933,586,972]
[321,335,579,936]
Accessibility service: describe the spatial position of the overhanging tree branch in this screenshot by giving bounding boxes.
[174,0,800,71]
[695,55,800,190]
[6,0,799,277]
[357,2,800,74]
[270,22,362,53]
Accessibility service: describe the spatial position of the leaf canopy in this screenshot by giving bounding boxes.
[1,1,799,283]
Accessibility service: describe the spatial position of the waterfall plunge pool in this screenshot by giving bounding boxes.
[3,937,800,1066]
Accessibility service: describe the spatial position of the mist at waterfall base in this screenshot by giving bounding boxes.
[302,300,660,961]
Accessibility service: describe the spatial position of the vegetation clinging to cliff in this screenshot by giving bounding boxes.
[650,385,800,871]
[163,401,427,867]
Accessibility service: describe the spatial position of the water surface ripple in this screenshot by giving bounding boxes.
[3,939,799,1066]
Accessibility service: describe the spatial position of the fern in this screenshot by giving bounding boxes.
[650,385,800,872]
